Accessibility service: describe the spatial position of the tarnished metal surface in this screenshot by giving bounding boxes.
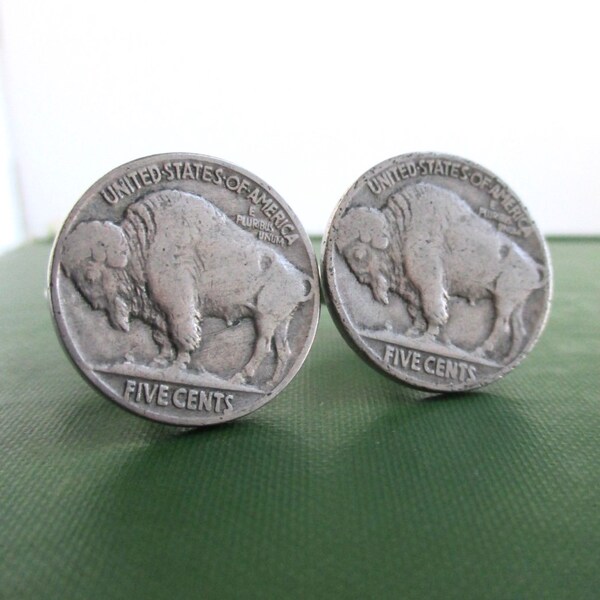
[49,153,319,425]
[322,152,552,392]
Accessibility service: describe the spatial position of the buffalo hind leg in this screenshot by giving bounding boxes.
[232,316,277,385]
[476,296,514,359]
[268,317,292,388]
[506,303,526,362]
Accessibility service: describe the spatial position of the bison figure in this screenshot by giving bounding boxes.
[336,182,546,361]
[61,190,313,386]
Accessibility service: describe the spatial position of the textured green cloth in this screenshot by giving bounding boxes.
[1,240,599,599]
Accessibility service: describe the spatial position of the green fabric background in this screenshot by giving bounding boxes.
[1,239,599,599]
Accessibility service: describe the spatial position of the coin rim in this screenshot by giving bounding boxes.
[322,151,553,393]
[48,152,321,425]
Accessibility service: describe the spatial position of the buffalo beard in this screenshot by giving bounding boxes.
[102,267,135,332]
[370,271,391,305]
[101,266,151,333]
[111,264,168,334]
[364,251,394,305]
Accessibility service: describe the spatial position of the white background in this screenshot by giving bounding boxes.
[0,0,599,253]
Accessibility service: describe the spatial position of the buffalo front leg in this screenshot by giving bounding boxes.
[405,252,449,339]
[148,269,202,369]
[171,314,201,368]
[397,279,426,336]
[151,328,175,367]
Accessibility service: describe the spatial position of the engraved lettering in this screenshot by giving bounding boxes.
[173,387,187,409]
[424,355,436,375]
[445,359,458,380]
[129,170,143,190]
[479,207,513,226]
[122,380,238,413]
[187,388,198,410]
[140,168,153,187]
[226,175,240,191]
[142,382,159,404]
[163,163,174,180]
[376,171,393,190]
[247,187,261,203]
[99,165,164,205]
[124,379,137,401]
[173,162,183,179]
[101,187,119,205]
[136,382,143,402]
[367,162,419,194]
[213,392,224,413]
[243,188,298,245]
[383,344,395,365]
[264,203,277,218]
[182,162,195,180]
[283,233,299,245]
[157,384,170,406]
[272,211,287,228]
[382,344,478,383]
[470,171,483,187]
[213,167,224,185]
[399,348,412,369]
[258,230,286,246]
[236,214,275,233]
[458,362,470,382]
[113,178,133,198]
[411,351,421,371]
[202,165,214,182]
[367,178,382,194]
[255,191,271,208]
[149,165,161,183]
[238,179,251,196]
[199,390,212,411]
[435,358,446,378]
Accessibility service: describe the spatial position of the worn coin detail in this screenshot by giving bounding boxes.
[322,152,552,392]
[49,153,320,425]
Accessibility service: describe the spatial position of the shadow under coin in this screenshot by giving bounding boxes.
[50,411,318,597]
[304,390,551,595]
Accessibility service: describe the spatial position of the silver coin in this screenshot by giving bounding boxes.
[322,152,552,392]
[49,153,320,425]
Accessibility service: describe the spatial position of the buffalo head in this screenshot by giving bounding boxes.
[61,221,132,331]
[335,207,393,305]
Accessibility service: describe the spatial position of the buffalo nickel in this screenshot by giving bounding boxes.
[49,153,320,425]
[322,152,552,392]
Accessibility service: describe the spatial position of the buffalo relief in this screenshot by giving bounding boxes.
[323,152,551,392]
[335,183,547,366]
[61,189,314,391]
